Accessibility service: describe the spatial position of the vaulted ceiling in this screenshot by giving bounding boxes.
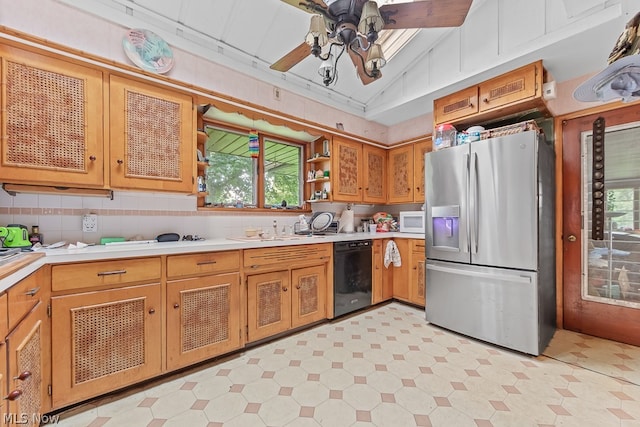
[57,0,638,126]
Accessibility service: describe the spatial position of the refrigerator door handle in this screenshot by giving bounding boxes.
[471,152,479,254]
[463,153,470,253]
[426,263,532,284]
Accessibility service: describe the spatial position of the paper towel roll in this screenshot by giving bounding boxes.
[341,205,354,233]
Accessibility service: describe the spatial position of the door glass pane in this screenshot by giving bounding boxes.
[583,124,640,307]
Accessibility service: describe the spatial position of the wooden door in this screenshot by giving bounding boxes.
[562,105,640,346]
[166,272,242,370]
[391,239,411,301]
[409,240,426,307]
[0,46,104,187]
[331,138,362,201]
[247,271,290,342]
[373,240,393,304]
[478,61,542,113]
[291,265,326,328]
[109,75,195,193]
[387,145,414,203]
[413,138,432,203]
[5,302,48,426]
[362,144,386,203]
[51,284,162,408]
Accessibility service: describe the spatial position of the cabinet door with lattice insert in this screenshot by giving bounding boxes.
[0,47,104,187]
[50,284,162,408]
[387,144,414,204]
[331,138,362,202]
[362,144,386,204]
[413,138,432,203]
[109,75,195,193]
[166,273,242,370]
[5,301,48,425]
[291,265,326,328]
[247,271,291,343]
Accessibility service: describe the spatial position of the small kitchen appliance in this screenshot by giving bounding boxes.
[0,225,32,248]
[399,211,425,233]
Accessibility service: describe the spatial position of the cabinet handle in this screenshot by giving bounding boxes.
[4,390,22,401]
[117,159,124,165]
[24,287,40,297]
[250,265,260,269]
[149,308,156,315]
[296,284,301,290]
[14,371,31,381]
[483,98,489,104]
[196,260,217,266]
[97,270,127,276]
[173,303,180,309]
[320,256,329,260]
[89,155,97,161]
[282,287,288,292]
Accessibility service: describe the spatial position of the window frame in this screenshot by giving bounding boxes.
[201,120,310,212]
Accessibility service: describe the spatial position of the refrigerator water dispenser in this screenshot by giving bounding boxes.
[432,205,460,251]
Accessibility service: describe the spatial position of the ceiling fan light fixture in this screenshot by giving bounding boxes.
[365,43,386,75]
[306,14,329,56]
[358,1,384,43]
[318,54,336,86]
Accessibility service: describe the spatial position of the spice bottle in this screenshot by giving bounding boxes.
[29,225,43,245]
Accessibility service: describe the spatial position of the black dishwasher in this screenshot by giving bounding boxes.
[333,240,372,317]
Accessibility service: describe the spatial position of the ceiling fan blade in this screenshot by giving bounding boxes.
[380,0,473,29]
[270,42,312,72]
[347,46,379,85]
[279,0,327,15]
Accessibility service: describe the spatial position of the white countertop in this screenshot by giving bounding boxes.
[0,232,425,292]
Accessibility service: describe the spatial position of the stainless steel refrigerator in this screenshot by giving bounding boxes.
[424,129,555,355]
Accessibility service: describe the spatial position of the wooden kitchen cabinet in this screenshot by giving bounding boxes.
[332,137,362,202]
[478,61,542,114]
[0,293,8,422]
[306,137,332,203]
[245,244,330,343]
[409,240,426,307]
[51,283,162,408]
[166,251,242,370]
[391,239,411,301]
[0,45,105,188]
[362,144,387,204]
[109,75,195,193]
[433,85,479,126]
[413,137,432,203]
[387,145,415,204]
[372,240,393,305]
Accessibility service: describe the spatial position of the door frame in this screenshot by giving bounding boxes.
[555,101,640,341]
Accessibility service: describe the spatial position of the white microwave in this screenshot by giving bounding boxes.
[399,211,425,233]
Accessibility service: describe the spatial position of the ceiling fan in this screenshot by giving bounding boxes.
[271,0,473,86]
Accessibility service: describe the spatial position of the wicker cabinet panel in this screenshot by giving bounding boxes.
[0,46,104,187]
[478,62,540,113]
[291,265,326,328]
[413,138,432,203]
[331,138,362,201]
[387,145,414,204]
[167,251,240,279]
[362,145,386,204]
[166,273,241,370]
[6,301,49,423]
[51,284,162,408]
[247,271,290,342]
[51,257,161,292]
[433,85,479,125]
[109,75,195,193]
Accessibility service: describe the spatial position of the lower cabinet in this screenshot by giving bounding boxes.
[51,283,162,408]
[391,239,411,301]
[166,272,242,371]
[389,238,426,307]
[245,244,330,343]
[372,240,393,304]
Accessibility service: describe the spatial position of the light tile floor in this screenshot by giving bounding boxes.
[55,302,640,427]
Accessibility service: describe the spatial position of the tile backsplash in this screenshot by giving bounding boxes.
[0,189,423,244]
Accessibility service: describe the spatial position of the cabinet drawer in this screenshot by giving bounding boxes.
[0,293,7,339]
[7,268,44,331]
[167,251,240,279]
[411,239,425,253]
[52,257,161,292]
[244,243,331,270]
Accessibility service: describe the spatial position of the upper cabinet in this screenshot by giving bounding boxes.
[331,137,362,202]
[434,61,547,128]
[362,144,386,204]
[413,137,432,204]
[109,75,195,193]
[0,46,105,187]
[387,144,414,204]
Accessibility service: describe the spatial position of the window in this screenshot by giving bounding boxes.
[203,126,304,209]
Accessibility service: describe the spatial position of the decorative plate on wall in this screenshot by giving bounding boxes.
[122,29,174,74]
